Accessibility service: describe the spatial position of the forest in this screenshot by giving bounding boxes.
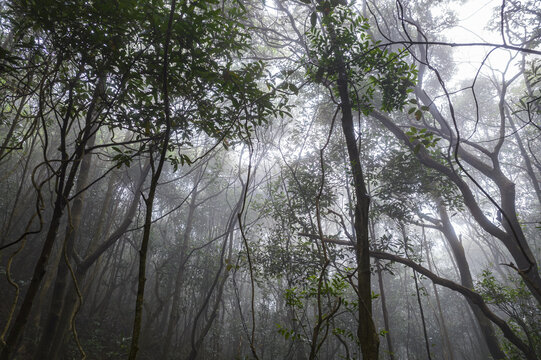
[0,0,539,359]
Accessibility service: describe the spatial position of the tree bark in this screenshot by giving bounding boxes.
[127,1,176,357]
[401,224,433,360]
[327,22,379,360]
[435,200,506,359]
[299,232,537,359]
[370,251,538,360]
[0,73,105,360]
[162,174,201,359]
[421,227,455,360]
[34,104,100,359]
[376,262,396,360]
[36,163,149,359]
[371,109,541,304]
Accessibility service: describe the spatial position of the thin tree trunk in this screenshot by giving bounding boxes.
[376,261,396,360]
[186,191,243,360]
[40,162,149,358]
[127,0,176,357]
[0,132,38,246]
[299,231,537,359]
[162,175,201,359]
[506,110,541,206]
[331,27,379,360]
[34,104,100,358]
[421,226,454,360]
[401,224,433,360]
[372,109,541,304]
[436,200,506,359]
[0,73,105,360]
[370,250,538,360]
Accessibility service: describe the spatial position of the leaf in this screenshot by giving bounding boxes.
[288,83,299,95]
[414,109,422,120]
[310,12,317,28]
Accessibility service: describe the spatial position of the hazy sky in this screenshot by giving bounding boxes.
[445,0,520,82]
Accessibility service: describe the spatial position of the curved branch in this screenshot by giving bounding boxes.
[297,232,537,359]
[370,250,538,360]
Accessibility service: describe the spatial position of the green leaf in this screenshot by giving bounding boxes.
[288,83,299,95]
[310,12,317,28]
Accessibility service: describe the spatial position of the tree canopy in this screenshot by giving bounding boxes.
[0,0,540,359]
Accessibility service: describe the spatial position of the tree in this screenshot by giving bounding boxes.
[0,0,284,358]
[1,0,540,358]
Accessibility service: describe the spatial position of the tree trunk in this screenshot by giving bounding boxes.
[187,189,244,360]
[372,109,541,304]
[421,227,454,360]
[329,24,379,359]
[40,162,149,359]
[34,108,99,359]
[401,224,433,360]
[162,175,201,359]
[436,200,506,360]
[127,0,176,357]
[370,250,538,360]
[376,262,396,360]
[0,74,105,360]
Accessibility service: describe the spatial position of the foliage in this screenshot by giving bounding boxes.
[477,269,541,358]
[2,0,289,167]
[405,126,441,154]
[370,150,462,221]
[305,4,417,114]
[515,59,541,126]
[0,0,540,359]
[278,272,357,351]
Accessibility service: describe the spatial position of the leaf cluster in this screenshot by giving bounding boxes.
[305,5,417,114]
[3,0,288,167]
[370,150,462,220]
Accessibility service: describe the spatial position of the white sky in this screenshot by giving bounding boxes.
[443,0,523,82]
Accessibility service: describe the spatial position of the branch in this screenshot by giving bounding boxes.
[382,40,541,56]
[296,233,537,359]
[370,250,537,360]
[298,232,353,247]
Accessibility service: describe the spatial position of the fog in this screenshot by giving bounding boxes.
[0,0,539,359]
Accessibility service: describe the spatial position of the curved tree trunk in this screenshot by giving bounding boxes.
[0,73,106,360]
[435,200,507,360]
[34,104,100,359]
[371,109,541,304]
[370,250,538,360]
[37,162,150,359]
